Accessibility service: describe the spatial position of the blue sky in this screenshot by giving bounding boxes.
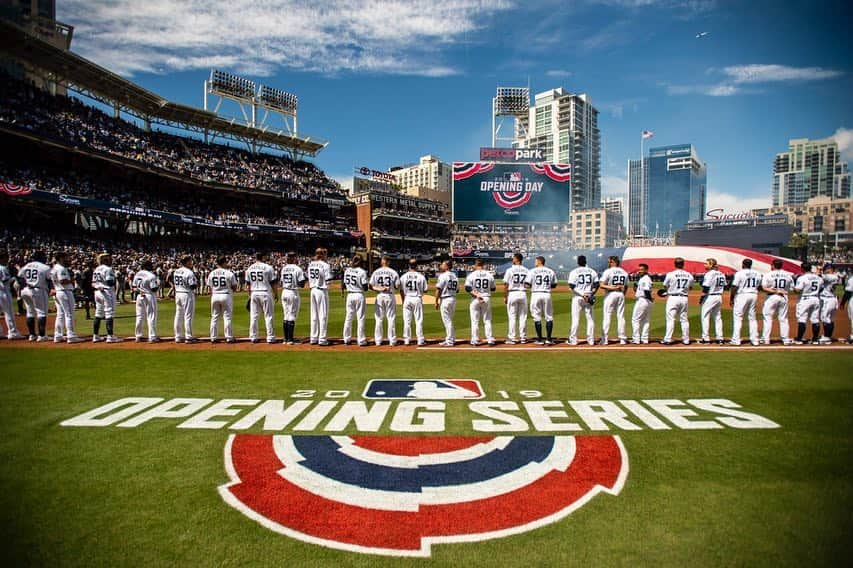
[58,0,852,213]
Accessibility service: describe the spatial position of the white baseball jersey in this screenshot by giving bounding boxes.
[435,271,459,298]
[503,265,530,292]
[762,270,794,293]
[133,270,160,295]
[820,273,839,299]
[172,267,197,294]
[702,270,727,295]
[0,264,13,295]
[343,267,368,293]
[50,264,74,291]
[526,266,557,293]
[600,267,629,293]
[663,269,694,295]
[635,274,653,300]
[92,264,116,291]
[246,262,277,292]
[307,260,332,289]
[465,269,496,298]
[280,264,306,291]
[568,266,599,295]
[732,269,762,294]
[846,274,853,293]
[794,273,822,298]
[19,261,51,289]
[370,267,400,294]
[400,271,427,297]
[207,268,237,294]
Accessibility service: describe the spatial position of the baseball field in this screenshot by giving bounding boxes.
[1,289,851,566]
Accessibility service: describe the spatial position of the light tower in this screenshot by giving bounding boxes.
[204,69,299,137]
[491,87,529,147]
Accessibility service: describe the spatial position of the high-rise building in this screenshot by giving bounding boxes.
[772,137,850,207]
[627,144,707,236]
[569,207,623,249]
[601,196,624,220]
[514,88,601,213]
[389,155,451,194]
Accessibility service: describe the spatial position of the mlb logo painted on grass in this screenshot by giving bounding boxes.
[363,379,485,399]
[219,434,628,557]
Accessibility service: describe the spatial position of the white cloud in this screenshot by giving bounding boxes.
[722,64,843,84]
[831,127,853,163]
[58,0,512,77]
[545,69,572,78]
[666,63,842,97]
[601,175,628,198]
[706,192,770,214]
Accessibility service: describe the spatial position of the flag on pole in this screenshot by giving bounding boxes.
[642,130,654,139]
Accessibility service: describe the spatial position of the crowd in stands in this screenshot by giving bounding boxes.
[1,164,354,233]
[452,231,574,253]
[0,75,346,201]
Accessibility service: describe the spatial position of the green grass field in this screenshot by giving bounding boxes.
[1,290,851,566]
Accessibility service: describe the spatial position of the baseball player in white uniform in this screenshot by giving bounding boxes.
[307,248,332,346]
[246,251,278,344]
[817,264,839,344]
[729,258,762,346]
[699,258,727,345]
[660,257,694,345]
[399,258,428,346]
[207,256,238,344]
[761,258,795,345]
[171,256,198,344]
[50,251,82,343]
[525,256,557,345]
[599,255,629,345]
[280,252,306,345]
[434,260,459,346]
[792,261,822,345]
[370,256,400,346]
[465,258,496,346]
[842,271,853,344]
[18,250,51,341]
[567,255,599,346]
[92,253,123,343]
[132,260,161,343]
[631,263,653,344]
[0,251,22,340]
[503,253,529,344]
[341,255,369,346]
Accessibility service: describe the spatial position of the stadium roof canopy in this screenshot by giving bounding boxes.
[0,18,327,158]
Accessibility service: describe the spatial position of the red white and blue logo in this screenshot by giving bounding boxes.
[363,379,485,399]
[219,434,628,557]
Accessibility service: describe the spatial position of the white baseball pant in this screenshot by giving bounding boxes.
[439,297,456,343]
[570,295,595,343]
[343,292,366,344]
[135,292,158,340]
[94,288,116,319]
[309,288,329,343]
[700,295,724,341]
[506,291,528,341]
[174,292,195,340]
[281,289,300,322]
[602,292,626,341]
[795,297,820,324]
[631,298,652,343]
[402,296,424,343]
[54,289,78,339]
[210,293,233,340]
[469,297,494,343]
[250,292,275,341]
[731,294,758,344]
[820,296,837,325]
[22,286,49,318]
[848,299,853,340]
[374,294,397,344]
[664,295,689,343]
[529,292,553,322]
[762,294,789,343]
[0,290,19,337]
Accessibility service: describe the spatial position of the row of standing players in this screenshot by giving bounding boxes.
[3,248,852,346]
